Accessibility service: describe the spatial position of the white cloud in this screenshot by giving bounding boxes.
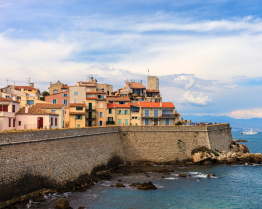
[227,108,262,119]
[179,90,213,106]
[0,4,10,8]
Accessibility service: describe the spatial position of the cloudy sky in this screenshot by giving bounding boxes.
[1,0,262,119]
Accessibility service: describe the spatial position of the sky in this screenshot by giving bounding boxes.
[1,0,262,119]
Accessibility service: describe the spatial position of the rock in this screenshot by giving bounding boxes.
[133,168,145,173]
[55,198,72,209]
[234,140,248,142]
[146,175,150,177]
[161,176,165,178]
[188,175,191,177]
[137,182,157,190]
[32,195,45,202]
[178,173,186,177]
[96,172,112,180]
[212,174,216,177]
[115,183,125,188]
[110,185,114,187]
[207,174,210,178]
[185,162,194,165]
[78,207,85,209]
[203,161,212,165]
[118,179,122,182]
[192,148,216,164]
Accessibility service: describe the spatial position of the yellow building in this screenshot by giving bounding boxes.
[69,103,86,128]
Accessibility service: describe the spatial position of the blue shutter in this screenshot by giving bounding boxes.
[51,99,54,103]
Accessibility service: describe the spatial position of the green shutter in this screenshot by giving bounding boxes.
[75,115,78,120]
[138,117,140,119]
[127,110,129,114]
[121,110,123,115]
[117,110,120,115]
[80,115,82,120]
[125,119,128,125]
[118,119,122,125]
[130,117,132,119]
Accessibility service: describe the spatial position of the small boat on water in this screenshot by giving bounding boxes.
[241,129,259,135]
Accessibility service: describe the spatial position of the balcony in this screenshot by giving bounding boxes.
[0,111,16,117]
[161,114,177,118]
[86,114,96,120]
[86,106,96,111]
[106,121,115,125]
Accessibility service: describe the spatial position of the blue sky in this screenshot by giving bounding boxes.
[1,0,262,119]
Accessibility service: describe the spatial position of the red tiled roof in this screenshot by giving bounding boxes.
[107,103,139,108]
[34,103,65,109]
[139,101,175,108]
[146,89,160,93]
[107,96,130,102]
[69,112,85,115]
[0,97,12,102]
[69,103,85,107]
[86,97,97,100]
[14,86,38,90]
[16,107,59,115]
[125,82,146,89]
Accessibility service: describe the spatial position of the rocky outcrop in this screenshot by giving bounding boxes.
[55,198,72,209]
[130,182,157,190]
[191,142,262,165]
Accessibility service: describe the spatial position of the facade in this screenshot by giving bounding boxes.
[147,76,159,90]
[69,103,86,128]
[16,105,59,130]
[139,101,181,126]
[0,97,20,131]
[49,81,69,95]
[34,103,66,128]
[45,91,69,107]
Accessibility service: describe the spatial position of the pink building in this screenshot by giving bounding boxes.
[0,97,20,131]
[16,105,59,130]
[45,91,69,106]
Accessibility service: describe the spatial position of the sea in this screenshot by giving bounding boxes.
[29,132,262,209]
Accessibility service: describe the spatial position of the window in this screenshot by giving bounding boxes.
[13,119,15,127]
[118,119,122,125]
[133,89,136,94]
[53,90,58,94]
[124,110,129,115]
[62,94,68,97]
[99,112,104,117]
[76,107,83,111]
[119,102,125,104]
[74,99,76,103]
[76,115,82,120]
[101,95,104,99]
[125,119,128,125]
[12,105,15,113]
[55,118,58,126]
[99,121,103,126]
[166,119,169,125]
[132,117,134,119]
[5,95,10,98]
[9,118,11,127]
[74,92,78,95]
[51,118,53,125]
[117,110,122,115]
[156,99,159,102]
[51,99,58,104]
[63,100,68,106]
[109,108,112,114]
[51,110,55,113]
[27,100,34,105]
[77,124,80,128]
[87,89,90,91]
[154,110,158,117]
[18,121,21,126]
[100,103,103,108]
[145,118,149,125]
[145,109,149,117]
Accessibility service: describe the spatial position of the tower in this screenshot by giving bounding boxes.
[147,76,159,90]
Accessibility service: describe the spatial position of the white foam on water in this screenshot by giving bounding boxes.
[245,163,248,165]
[165,177,177,180]
[178,167,187,169]
[188,172,199,175]
[194,174,207,178]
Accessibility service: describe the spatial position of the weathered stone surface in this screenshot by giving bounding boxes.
[55,198,72,209]
[32,195,45,202]
[192,151,216,163]
[115,183,125,188]
[178,173,186,177]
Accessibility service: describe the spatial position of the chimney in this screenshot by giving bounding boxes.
[21,87,24,93]
[160,102,162,107]
[50,82,52,87]
[13,94,17,102]
[25,104,29,114]
[30,83,34,88]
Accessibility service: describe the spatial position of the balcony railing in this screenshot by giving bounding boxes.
[131,110,140,113]
[86,106,96,111]
[162,114,177,117]
[106,121,115,125]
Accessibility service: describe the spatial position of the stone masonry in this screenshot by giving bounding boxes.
[0,124,232,203]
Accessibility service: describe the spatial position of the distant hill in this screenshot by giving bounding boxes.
[183,115,262,132]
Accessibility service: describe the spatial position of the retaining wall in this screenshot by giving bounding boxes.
[0,124,232,203]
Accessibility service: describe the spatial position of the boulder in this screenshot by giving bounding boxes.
[137,182,157,190]
[115,183,125,188]
[55,198,72,209]
[32,195,45,202]
[207,174,210,178]
[192,149,216,164]
[203,161,212,165]
[178,173,186,177]
[78,207,85,209]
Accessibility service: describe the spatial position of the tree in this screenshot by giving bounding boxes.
[175,121,183,125]
[42,91,49,96]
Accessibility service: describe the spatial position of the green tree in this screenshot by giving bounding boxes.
[42,91,49,96]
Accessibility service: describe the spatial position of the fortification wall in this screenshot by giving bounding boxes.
[0,127,123,202]
[0,124,232,203]
[120,125,211,162]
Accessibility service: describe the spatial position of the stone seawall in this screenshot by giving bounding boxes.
[0,124,232,204]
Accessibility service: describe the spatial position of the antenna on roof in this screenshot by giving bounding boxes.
[26,77,31,85]
[6,78,8,86]
[12,81,16,86]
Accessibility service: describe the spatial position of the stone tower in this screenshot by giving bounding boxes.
[147,76,159,90]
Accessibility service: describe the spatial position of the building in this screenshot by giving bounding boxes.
[0,97,20,131]
[49,81,69,95]
[34,103,66,128]
[16,105,59,130]
[45,91,69,107]
[68,103,86,128]
[139,101,181,125]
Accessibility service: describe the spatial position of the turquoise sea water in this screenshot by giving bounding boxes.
[31,132,262,209]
